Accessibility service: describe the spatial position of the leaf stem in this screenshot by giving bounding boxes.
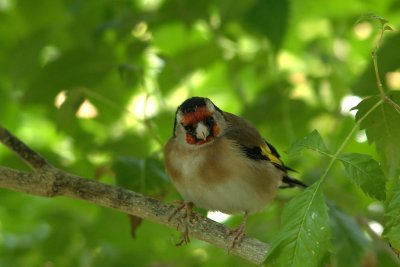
[370,21,400,114]
[371,51,385,99]
[318,100,384,185]
[371,23,386,99]
[384,95,400,114]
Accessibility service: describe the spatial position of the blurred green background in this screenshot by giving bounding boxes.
[0,0,400,266]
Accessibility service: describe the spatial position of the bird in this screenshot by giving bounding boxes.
[163,96,306,247]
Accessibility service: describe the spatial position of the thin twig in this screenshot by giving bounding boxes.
[357,217,400,264]
[317,100,383,186]
[370,20,400,114]
[371,23,386,99]
[384,96,400,114]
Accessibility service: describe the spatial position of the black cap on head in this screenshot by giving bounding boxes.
[179,97,208,114]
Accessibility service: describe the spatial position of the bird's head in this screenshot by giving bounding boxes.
[173,97,227,146]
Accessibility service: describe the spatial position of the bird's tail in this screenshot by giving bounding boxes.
[281,175,308,189]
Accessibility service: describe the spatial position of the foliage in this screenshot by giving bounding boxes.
[265,183,330,267]
[0,0,400,266]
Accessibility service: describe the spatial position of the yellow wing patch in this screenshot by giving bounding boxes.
[260,143,283,166]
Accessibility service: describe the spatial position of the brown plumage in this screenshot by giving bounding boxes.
[164,97,306,246]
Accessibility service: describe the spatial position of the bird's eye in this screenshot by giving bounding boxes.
[204,116,215,126]
[183,124,195,134]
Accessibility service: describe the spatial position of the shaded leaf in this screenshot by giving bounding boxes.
[157,0,211,25]
[383,185,400,250]
[56,89,85,132]
[384,25,394,31]
[24,46,116,105]
[113,156,169,196]
[152,111,176,143]
[265,183,331,267]
[353,35,400,96]
[102,133,151,158]
[286,130,330,156]
[158,42,221,93]
[338,153,386,200]
[244,0,289,52]
[329,206,368,267]
[353,93,400,175]
[113,156,170,241]
[243,86,320,147]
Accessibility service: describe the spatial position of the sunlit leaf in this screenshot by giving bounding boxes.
[355,13,388,26]
[265,183,331,267]
[329,206,368,267]
[286,130,330,156]
[56,89,85,132]
[353,93,400,175]
[338,153,386,200]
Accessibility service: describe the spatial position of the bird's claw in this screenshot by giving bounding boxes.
[227,224,246,249]
[169,202,195,245]
[226,211,249,249]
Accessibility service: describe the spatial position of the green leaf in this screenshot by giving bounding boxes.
[24,46,114,103]
[355,13,389,26]
[158,43,221,93]
[384,25,394,32]
[353,35,400,96]
[265,183,331,267]
[113,156,169,196]
[56,89,85,132]
[383,185,400,250]
[244,0,289,52]
[102,133,151,158]
[338,153,386,200]
[286,130,330,156]
[329,206,368,267]
[353,93,400,175]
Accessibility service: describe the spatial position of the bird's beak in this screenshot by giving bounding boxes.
[195,122,209,140]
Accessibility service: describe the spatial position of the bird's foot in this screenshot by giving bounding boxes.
[226,211,249,249]
[168,202,195,246]
[227,223,246,249]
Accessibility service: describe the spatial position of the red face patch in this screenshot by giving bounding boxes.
[182,107,220,145]
[185,133,196,144]
[185,133,214,145]
[181,107,212,126]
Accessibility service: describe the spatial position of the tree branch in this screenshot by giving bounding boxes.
[0,126,269,265]
[0,127,51,170]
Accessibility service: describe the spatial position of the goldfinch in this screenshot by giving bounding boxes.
[164,97,306,246]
